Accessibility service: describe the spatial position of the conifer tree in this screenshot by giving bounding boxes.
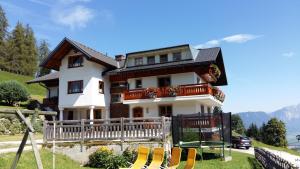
[0,5,8,71]
[24,24,38,76]
[7,22,27,74]
[37,40,51,77]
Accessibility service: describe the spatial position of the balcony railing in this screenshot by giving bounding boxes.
[124,83,225,102]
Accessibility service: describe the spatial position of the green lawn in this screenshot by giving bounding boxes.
[252,140,300,156]
[0,133,43,142]
[0,148,261,169]
[178,149,261,169]
[0,149,92,169]
[0,70,45,98]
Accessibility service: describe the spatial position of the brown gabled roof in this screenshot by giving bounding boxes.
[40,37,117,70]
[27,72,59,84]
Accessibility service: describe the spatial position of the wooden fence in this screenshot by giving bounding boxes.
[43,116,171,142]
[254,147,299,169]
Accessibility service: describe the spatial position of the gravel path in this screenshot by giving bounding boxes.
[263,148,300,168]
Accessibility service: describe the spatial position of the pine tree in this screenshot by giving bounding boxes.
[37,40,51,77]
[246,123,259,140]
[0,5,8,71]
[7,22,27,74]
[24,24,38,76]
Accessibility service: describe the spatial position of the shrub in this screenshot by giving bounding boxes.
[122,147,137,163]
[0,118,10,129]
[9,119,22,135]
[88,146,129,169]
[0,80,29,105]
[0,122,6,134]
[27,99,41,110]
[32,117,43,133]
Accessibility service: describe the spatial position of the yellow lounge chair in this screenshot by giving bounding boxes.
[147,147,165,169]
[184,148,197,169]
[120,146,150,169]
[167,147,182,169]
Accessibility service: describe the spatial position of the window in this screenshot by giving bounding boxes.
[147,56,155,64]
[135,79,142,88]
[111,94,122,103]
[68,56,83,68]
[99,81,104,94]
[68,80,83,94]
[207,107,211,114]
[94,110,102,119]
[111,82,127,88]
[160,54,168,63]
[200,105,205,113]
[159,105,172,117]
[173,52,182,61]
[67,111,73,120]
[135,57,143,66]
[158,77,171,87]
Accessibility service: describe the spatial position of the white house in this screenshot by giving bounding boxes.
[28,38,227,122]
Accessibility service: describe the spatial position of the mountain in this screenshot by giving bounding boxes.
[238,111,271,129]
[236,103,300,142]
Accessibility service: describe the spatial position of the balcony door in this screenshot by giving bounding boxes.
[158,76,171,87]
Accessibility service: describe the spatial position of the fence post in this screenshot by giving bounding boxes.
[121,117,124,150]
[43,120,47,144]
[161,116,166,142]
[80,119,85,152]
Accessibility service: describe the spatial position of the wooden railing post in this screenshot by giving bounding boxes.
[80,119,85,152]
[43,120,47,144]
[161,116,166,141]
[120,117,124,150]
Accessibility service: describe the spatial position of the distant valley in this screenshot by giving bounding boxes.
[237,103,300,144]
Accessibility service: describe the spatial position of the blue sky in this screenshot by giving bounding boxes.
[1,0,300,113]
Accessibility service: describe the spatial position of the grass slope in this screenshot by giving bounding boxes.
[253,140,300,156]
[0,71,45,101]
[178,150,262,169]
[0,149,92,169]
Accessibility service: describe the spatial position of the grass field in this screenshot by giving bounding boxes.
[0,148,261,169]
[0,149,93,169]
[0,71,45,98]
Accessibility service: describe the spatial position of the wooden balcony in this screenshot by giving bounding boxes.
[124,83,225,102]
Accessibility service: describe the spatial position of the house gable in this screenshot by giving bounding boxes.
[40,37,117,70]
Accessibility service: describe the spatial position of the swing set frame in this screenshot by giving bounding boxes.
[0,109,57,169]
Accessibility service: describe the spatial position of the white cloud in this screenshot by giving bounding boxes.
[282,52,295,58]
[51,5,94,29]
[222,34,261,43]
[58,0,91,4]
[195,34,262,49]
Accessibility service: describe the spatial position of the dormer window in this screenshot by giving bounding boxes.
[68,55,83,68]
[173,52,182,61]
[160,54,168,63]
[135,57,143,66]
[147,56,155,64]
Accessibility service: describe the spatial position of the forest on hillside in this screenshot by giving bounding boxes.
[0,5,51,77]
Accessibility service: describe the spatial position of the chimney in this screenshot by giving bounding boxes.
[115,55,126,68]
[115,55,126,61]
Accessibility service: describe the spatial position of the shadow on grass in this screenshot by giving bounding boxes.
[247,157,263,169]
[181,148,221,161]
